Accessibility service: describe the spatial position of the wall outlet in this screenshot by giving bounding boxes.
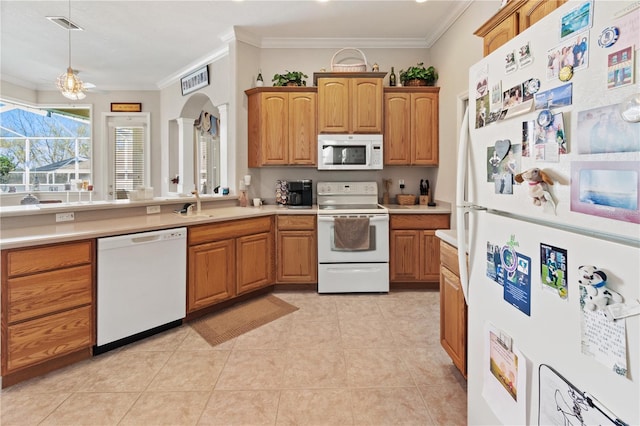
[146,205,161,214]
[56,212,75,222]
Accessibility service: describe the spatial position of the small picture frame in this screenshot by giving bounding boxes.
[110,102,142,112]
[181,65,209,96]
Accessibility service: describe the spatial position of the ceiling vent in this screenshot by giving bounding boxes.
[46,16,83,31]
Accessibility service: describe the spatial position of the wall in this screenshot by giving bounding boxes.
[430,0,502,228]
[242,46,442,204]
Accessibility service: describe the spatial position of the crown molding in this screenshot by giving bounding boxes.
[260,37,429,49]
[156,45,229,90]
[424,0,473,47]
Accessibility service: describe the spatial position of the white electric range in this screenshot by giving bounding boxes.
[316,181,389,293]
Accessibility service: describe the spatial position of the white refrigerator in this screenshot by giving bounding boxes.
[457,1,640,424]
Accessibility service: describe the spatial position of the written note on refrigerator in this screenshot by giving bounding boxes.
[580,288,628,377]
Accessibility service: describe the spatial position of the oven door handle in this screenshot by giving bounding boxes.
[317,215,388,223]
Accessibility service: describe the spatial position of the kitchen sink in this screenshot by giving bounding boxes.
[174,212,215,219]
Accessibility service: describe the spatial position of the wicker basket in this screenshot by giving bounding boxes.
[396,194,416,205]
[405,78,428,86]
[331,48,367,72]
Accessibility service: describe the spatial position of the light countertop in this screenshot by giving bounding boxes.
[1,202,453,250]
[0,205,310,250]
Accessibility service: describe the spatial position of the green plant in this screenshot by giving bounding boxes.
[399,62,438,85]
[0,155,15,184]
[272,71,308,86]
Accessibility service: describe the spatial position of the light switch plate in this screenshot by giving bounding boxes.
[146,205,161,214]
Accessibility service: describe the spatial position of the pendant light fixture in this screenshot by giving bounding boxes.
[55,0,86,100]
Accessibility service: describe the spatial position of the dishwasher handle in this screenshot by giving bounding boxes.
[98,228,187,251]
[131,235,161,244]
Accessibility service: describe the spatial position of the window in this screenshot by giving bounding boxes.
[0,100,91,193]
[105,113,150,199]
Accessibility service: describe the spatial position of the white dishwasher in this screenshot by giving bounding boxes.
[96,227,187,353]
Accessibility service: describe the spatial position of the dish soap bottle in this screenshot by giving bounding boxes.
[389,67,397,87]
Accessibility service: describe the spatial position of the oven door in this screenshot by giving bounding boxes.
[317,214,389,263]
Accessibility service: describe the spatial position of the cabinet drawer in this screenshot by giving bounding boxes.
[5,305,92,373]
[277,215,316,230]
[189,217,273,246]
[6,241,93,277]
[440,241,460,276]
[7,265,92,323]
[390,214,450,230]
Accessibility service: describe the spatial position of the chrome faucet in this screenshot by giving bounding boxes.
[191,188,201,214]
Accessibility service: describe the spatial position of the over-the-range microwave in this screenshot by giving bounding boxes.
[317,134,383,170]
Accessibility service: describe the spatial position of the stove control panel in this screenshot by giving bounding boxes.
[317,181,378,196]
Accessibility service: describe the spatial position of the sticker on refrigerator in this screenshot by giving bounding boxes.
[576,105,640,154]
[503,251,532,316]
[517,42,533,68]
[607,45,634,89]
[540,244,568,299]
[505,50,517,74]
[560,0,593,41]
[482,323,527,425]
[547,34,589,81]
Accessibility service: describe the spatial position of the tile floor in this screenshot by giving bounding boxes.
[0,290,467,425]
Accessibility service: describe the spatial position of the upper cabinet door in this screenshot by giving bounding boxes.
[317,78,350,133]
[519,0,566,32]
[483,13,518,56]
[261,93,289,164]
[411,93,439,165]
[288,92,317,165]
[351,78,383,133]
[384,92,411,164]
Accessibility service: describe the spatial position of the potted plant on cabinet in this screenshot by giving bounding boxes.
[272,71,308,86]
[399,62,438,86]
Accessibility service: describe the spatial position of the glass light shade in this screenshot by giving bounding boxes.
[56,67,86,100]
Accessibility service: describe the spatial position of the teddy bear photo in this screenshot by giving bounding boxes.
[577,265,623,311]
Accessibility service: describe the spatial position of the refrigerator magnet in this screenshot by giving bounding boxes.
[537,109,554,128]
[559,65,574,82]
[598,26,619,48]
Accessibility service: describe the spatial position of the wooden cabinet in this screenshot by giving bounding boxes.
[188,239,235,311]
[316,72,385,134]
[384,87,440,166]
[246,87,317,166]
[1,240,94,386]
[276,215,317,284]
[187,216,274,313]
[439,240,467,377]
[475,0,566,56]
[236,232,274,294]
[389,214,450,283]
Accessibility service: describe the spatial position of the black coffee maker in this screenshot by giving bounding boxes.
[287,180,313,209]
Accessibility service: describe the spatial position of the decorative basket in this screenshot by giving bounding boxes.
[405,79,428,86]
[396,194,416,205]
[331,48,368,72]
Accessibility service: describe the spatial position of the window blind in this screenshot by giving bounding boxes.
[113,126,145,191]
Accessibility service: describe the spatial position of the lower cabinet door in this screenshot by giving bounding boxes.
[440,265,467,376]
[390,230,420,281]
[5,305,92,373]
[236,232,274,294]
[277,230,317,283]
[188,239,236,312]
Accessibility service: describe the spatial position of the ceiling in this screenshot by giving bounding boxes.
[1,1,473,93]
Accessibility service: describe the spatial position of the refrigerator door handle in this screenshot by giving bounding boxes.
[456,106,471,304]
